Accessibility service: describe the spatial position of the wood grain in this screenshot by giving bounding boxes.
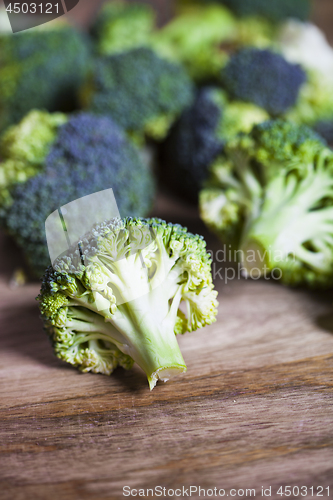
[1,193,333,500]
[0,2,333,499]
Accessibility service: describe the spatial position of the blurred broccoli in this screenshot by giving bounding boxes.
[204,0,311,23]
[81,47,194,141]
[278,22,333,135]
[151,4,237,82]
[0,112,155,276]
[91,1,155,56]
[222,48,306,116]
[162,87,269,202]
[200,119,333,287]
[0,23,91,133]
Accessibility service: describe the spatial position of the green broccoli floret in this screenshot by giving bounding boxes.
[151,4,237,82]
[203,0,312,23]
[200,119,333,287]
[0,112,155,276]
[0,110,67,208]
[0,22,91,133]
[81,47,194,141]
[91,1,155,56]
[162,87,269,203]
[37,217,218,389]
[287,73,333,128]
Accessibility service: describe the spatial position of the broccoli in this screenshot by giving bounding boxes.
[222,48,307,116]
[204,0,311,23]
[162,87,269,203]
[0,112,155,276]
[200,119,333,287]
[0,22,91,133]
[81,47,194,142]
[37,217,218,389]
[278,21,333,133]
[151,4,237,82]
[91,1,155,56]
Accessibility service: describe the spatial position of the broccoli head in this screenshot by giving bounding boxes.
[0,112,155,276]
[206,0,311,23]
[0,23,91,133]
[200,119,333,287]
[37,217,218,389]
[162,87,269,202]
[151,4,237,82]
[81,47,194,141]
[222,48,307,116]
[91,1,155,56]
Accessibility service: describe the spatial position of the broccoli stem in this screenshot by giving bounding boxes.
[241,167,333,276]
[72,285,186,390]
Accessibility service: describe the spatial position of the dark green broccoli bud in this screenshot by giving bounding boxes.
[162,87,268,203]
[91,1,155,56]
[1,113,155,276]
[81,47,194,141]
[206,0,311,23]
[0,23,91,133]
[37,217,218,389]
[222,48,306,116]
[200,119,333,287]
[314,120,333,146]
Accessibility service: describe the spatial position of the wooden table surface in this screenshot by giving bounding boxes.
[1,2,333,499]
[0,193,333,500]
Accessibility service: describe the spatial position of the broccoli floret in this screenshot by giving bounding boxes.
[200,119,333,287]
[37,217,218,389]
[151,4,237,82]
[162,87,269,202]
[206,0,311,23]
[0,23,91,133]
[1,113,155,276]
[91,1,155,56]
[0,110,67,208]
[81,47,194,141]
[222,48,306,116]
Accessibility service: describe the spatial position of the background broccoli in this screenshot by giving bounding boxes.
[200,119,333,287]
[0,112,155,276]
[161,87,269,203]
[90,1,155,56]
[222,48,307,116]
[81,47,194,141]
[37,217,218,389]
[199,0,312,23]
[0,23,91,133]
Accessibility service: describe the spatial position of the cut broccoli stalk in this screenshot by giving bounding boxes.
[241,151,333,278]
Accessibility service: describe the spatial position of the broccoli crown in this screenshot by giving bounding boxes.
[151,4,237,82]
[222,48,306,116]
[1,113,155,276]
[91,1,155,56]
[81,47,194,140]
[210,0,311,23]
[162,87,269,203]
[0,110,67,208]
[37,217,218,389]
[0,25,91,133]
[200,119,333,287]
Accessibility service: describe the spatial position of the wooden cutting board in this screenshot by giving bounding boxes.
[0,193,332,500]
